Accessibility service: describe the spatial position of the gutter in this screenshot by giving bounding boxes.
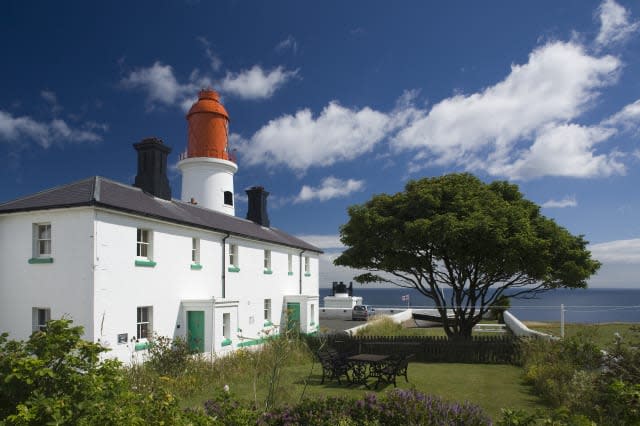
[222,233,230,299]
[299,249,306,295]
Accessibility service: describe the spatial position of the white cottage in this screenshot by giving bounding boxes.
[0,90,321,362]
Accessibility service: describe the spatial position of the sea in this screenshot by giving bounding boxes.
[319,287,640,324]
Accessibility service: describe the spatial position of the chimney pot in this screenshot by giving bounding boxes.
[133,137,172,200]
[245,186,270,227]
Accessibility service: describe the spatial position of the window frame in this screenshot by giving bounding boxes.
[136,228,153,260]
[229,244,238,267]
[264,299,271,322]
[136,306,153,340]
[222,312,231,340]
[32,307,51,332]
[34,223,52,258]
[288,254,293,275]
[304,256,310,275]
[191,237,200,264]
[264,249,271,271]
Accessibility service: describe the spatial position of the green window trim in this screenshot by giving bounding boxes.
[28,257,54,264]
[263,269,273,275]
[237,337,266,348]
[227,266,240,273]
[304,272,311,277]
[135,341,150,351]
[287,271,294,276]
[264,320,273,327]
[221,338,232,347]
[190,263,203,270]
[135,259,157,267]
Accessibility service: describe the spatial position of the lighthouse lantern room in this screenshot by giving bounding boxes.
[177,89,238,215]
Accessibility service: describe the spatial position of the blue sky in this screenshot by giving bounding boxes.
[2,1,640,288]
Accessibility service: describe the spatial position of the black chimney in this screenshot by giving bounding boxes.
[245,186,270,227]
[133,137,172,201]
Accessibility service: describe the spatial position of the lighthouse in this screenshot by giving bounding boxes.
[177,89,238,215]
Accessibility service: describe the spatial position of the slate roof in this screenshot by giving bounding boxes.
[0,176,322,253]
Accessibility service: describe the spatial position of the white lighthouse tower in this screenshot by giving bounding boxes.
[177,89,238,215]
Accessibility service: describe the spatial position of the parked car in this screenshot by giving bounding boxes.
[352,305,375,321]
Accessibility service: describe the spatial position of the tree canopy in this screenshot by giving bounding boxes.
[335,173,601,337]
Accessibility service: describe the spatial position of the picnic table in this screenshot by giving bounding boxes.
[347,353,389,388]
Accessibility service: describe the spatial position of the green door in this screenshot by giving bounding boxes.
[187,311,205,353]
[286,303,300,333]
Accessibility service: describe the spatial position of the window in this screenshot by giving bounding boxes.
[137,306,152,339]
[288,254,293,275]
[229,244,238,266]
[222,313,230,339]
[310,304,315,324]
[264,299,271,322]
[228,244,239,272]
[34,223,51,257]
[192,238,200,263]
[224,191,233,206]
[264,250,271,270]
[304,256,310,275]
[32,308,50,332]
[136,229,152,259]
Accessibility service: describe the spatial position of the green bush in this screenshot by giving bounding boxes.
[520,326,640,425]
[0,319,213,425]
[259,389,491,425]
[146,334,196,377]
[520,331,601,408]
[354,316,403,336]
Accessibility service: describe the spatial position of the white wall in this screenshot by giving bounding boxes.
[1,205,320,363]
[92,209,225,360]
[225,237,320,341]
[0,208,94,341]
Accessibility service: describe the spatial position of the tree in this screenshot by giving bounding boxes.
[334,173,601,338]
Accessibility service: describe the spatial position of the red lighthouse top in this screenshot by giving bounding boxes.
[185,89,231,160]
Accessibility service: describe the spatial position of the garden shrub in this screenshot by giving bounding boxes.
[258,389,491,426]
[146,334,196,377]
[354,316,403,336]
[0,319,215,425]
[520,331,601,407]
[519,326,640,425]
[203,388,260,426]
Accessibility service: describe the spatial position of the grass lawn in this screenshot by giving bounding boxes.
[181,359,546,421]
[523,321,638,347]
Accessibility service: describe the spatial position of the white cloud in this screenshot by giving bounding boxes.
[0,110,104,148]
[541,196,578,209]
[197,36,223,71]
[275,36,298,54]
[237,101,390,171]
[219,65,298,100]
[40,90,63,115]
[392,41,621,180]
[296,234,344,250]
[595,0,639,48]
[120,61,209,111]
[294,176,365,203]
[603,99,640,132]
[590,238,640,263]
[493,123,623,179]
[122,62,297,107]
